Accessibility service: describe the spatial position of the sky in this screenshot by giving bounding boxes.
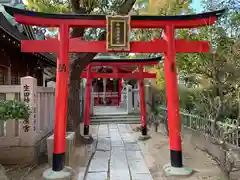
[21,0,204,12]
[191,0,204,13]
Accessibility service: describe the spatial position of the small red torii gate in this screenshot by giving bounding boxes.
[81,58,159,136]
[4,5,224,175]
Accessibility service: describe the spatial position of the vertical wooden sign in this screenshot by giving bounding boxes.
[106,15,131,51]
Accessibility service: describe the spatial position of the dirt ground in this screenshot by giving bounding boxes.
[130,124,223,180]
[2,123,229,180]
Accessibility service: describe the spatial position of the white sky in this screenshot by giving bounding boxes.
[22,0,27,5]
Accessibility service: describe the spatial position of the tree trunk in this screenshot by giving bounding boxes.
[67,0,137,145]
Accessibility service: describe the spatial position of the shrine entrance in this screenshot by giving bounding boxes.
[81,57,160,109]
[4,4,225,176]
[80,57,159,129]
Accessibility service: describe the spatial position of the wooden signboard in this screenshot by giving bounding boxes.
[106,15,131,51]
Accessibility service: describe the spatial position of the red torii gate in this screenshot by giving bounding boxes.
[81,57,160,136]
[4,5,224,175]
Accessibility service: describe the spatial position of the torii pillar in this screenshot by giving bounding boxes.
[162,25,192,175]
[138,65,148,137]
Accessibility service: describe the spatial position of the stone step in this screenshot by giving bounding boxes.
[90,120,139,125]
[91,118,140,122]
[90,114,141,124]
[91,116,140,120]
[91,115,140,119]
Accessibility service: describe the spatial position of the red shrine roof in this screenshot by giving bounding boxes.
[3,5,225,28]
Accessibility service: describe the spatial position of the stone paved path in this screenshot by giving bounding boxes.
[84,124,153,180]
[77,123,224,180]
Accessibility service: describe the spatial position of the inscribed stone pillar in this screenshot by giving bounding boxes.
[20,76,38,146]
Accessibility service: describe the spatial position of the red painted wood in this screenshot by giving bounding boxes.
[21,38,59,53]
[81,72,156,79]
[164,25,182,152]
[15,14,217,28]
[138,65,147,128]
[21,38,209,53]
[118,67,135,72]
[53,25,69,156]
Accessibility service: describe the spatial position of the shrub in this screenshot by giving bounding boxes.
[0,100,30,121]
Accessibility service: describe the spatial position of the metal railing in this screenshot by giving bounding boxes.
[158,106,240,147]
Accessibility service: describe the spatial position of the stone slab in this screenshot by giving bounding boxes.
[111,140,124,147]
[85,172,107,180]
[110,170,131,180]
[98,125,109,137]
[128,159,151,174]
[121,133,136,143]
[126,151,144,161]
[109,124,118,129]
[97,137,111,151]
[118,124,129,133]
[111,147,126,156]
[124,142,140,151]
[131,173,153,180]
[110,132,122,141]
[88,151,110,172]
[88,158,109,172]
[110,158,129,171]
[109,128,119,132]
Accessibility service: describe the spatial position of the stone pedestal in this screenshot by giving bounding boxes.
[43,167,72,180]
[47,132,75,166]
[163,163,193,177]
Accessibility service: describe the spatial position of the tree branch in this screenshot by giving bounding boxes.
[69,0,137,69]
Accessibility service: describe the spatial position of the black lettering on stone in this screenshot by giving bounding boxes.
[24,85,30,91]
[23,124,30,132]
[24,92,30,97]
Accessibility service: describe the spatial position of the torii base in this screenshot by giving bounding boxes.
[43,167,72,180]
[138,134,151,141]
[163,163,193,177]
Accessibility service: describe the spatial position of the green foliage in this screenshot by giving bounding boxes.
[26,0,70,13]
[0,100,30,121]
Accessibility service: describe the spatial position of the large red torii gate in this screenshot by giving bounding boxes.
[4,5,224,176]
[81,57,160,136]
